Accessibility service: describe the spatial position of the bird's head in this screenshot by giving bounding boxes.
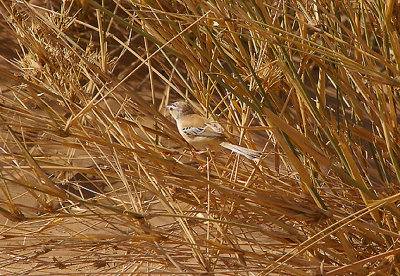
[165,101,194,120]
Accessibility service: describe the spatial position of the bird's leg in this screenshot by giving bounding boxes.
[198,148,216,172]
[189,150,207,160]
[198,160,209,172]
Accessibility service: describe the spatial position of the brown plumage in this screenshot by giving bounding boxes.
[166,101,263,160]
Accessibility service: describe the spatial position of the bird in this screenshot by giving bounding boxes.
[165,101,263,160]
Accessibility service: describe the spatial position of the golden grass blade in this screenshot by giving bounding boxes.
[1,0,400,274]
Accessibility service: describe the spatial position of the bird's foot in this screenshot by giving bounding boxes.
[198,153,216,173]
[198,163,208,172]
[189,150,207,161]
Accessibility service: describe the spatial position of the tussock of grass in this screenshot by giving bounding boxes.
[0,0,400,274]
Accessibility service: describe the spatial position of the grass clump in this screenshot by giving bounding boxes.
[0,0,400,274]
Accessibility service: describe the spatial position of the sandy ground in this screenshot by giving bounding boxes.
[0,10,282,274]
[0,20,144,275]
[0,17,199,275]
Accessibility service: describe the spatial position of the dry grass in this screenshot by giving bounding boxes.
[0,0,400,274]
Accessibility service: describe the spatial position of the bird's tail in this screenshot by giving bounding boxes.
[220,142,263,160]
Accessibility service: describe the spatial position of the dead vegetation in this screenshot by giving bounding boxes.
[1,0,400,274]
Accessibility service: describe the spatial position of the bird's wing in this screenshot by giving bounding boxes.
[205,121,224,133]
[180,114,225,138]
[181,125,224,137]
